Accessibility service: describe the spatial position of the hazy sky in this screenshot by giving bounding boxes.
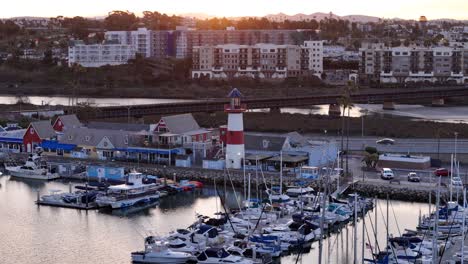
[2,0,468,20]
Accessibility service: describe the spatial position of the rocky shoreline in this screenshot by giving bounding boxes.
[346,181,453,203]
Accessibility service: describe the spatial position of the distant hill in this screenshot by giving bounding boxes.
[264,12,381,23]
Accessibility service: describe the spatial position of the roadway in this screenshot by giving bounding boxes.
[310,135,468,154]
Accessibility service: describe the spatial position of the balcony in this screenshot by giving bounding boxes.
[224,103,247,113]
[409,71,434,77]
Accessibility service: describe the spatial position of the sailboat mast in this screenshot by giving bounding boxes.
[361,205,365,263]
[386,193,389,254]
[354,193,358,264]
[374,197,378,255]
[280,151,283,194]
[462,187,466,263]
[318,174,327,264]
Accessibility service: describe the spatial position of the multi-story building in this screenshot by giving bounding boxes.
[191,41,323,79]
[359,42,468,84]
[68,40,136,67]
[304,41,324,74]
[105,28,152,58]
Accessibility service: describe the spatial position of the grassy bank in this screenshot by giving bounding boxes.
[190,112,468,139]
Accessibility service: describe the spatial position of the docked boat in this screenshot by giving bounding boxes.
[6,154,59,180]
[286,186,314,197]
[96,171,160,209]
[196,248,254,264]
[131,240,195,263]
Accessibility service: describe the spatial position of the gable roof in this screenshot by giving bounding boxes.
[59,127,135,148]
[30,121,55,139]
[161,114,201,134]
[87,121,150,132]
[245,134,288,152]
[55,114,82,129]
[284,131,308,147]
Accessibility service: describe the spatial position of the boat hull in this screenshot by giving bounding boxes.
[8,169,59,180]
[98,193,160,209]
[131,252,193,263]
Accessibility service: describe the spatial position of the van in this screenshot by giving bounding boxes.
[381,168,394,180]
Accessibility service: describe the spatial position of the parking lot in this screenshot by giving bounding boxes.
[345,155,467,186]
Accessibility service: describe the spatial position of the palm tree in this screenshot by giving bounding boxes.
[337,81,356,177]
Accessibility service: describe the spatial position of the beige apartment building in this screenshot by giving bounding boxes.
[192,41,323,79]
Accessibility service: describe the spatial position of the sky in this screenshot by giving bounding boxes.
[1,0,468,20]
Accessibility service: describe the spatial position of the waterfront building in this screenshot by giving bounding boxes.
[52,114,82,132]
[242,132,338,173]
[359,42,468,84]
[153,113,213,163]
[0,129,26,153]
[191,41,323,79]
[23,120,56,153]
[68,40,136,67]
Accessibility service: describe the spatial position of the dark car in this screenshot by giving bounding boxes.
[434,168,451,177]
[376,138,395,145]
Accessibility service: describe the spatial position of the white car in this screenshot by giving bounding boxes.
[451,177,464,189]
[380,168,395,180]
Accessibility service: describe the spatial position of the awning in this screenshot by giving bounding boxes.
[41,140,76,151]
[268,154,308,163]
[114,147,179,154]
[245,154,273,161]
[0,137,23,144]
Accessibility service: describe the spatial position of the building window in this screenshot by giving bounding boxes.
[68,135,73,140]
[85,136,90,142]
[30,128,35,134]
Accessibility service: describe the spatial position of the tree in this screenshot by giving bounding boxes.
[362,152,379,168]
[105,11,138,31]
[42,49,54,65]
[61,16,90,39]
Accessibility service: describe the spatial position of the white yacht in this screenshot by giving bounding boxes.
[196,248,253,264]
[96,171,160,209]
[131,241,195,263]
[6,154,59,180]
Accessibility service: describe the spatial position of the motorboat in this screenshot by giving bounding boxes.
[196,248,253,264]
[286,186,314,198]
[6,154,59,180]
[131,240,195,263]
[167,238,202,254]
[96,171,160,209]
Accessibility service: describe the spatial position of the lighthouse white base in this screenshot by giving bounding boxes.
[226,144,244,169]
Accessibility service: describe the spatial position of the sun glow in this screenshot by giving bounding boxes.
[1,0,468,20]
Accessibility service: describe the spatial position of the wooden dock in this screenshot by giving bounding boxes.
[35,200,98,210]
[440,234,466,263]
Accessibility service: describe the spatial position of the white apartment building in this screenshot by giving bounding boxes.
[68,42,136,67]
[359,42,468,84]
[105,28,152,58]
[191,41,323,79]
[303,41,324,74]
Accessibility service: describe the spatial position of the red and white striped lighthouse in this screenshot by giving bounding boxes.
[225,88,246,169]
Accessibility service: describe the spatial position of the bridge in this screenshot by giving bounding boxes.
[76,87,468,119]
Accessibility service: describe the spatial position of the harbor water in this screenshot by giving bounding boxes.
[0,175,429,264]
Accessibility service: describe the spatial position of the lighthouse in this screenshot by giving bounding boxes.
[225,88,246,169]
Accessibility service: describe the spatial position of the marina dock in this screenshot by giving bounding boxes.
[35,200,99,210]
